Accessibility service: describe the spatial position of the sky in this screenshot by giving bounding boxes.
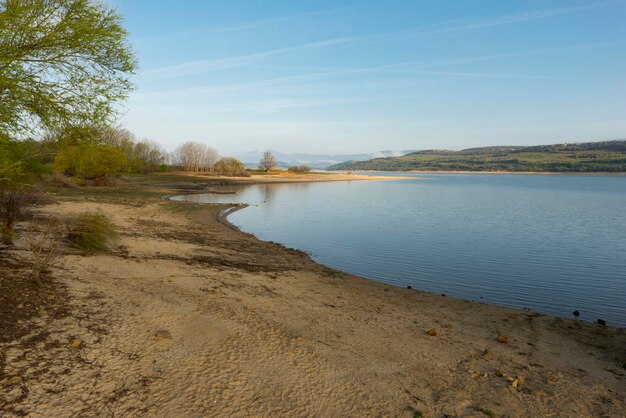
[109,0,626,154]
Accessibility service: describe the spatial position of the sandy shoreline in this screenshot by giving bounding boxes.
[169,171,417,183]
[1,175,625,417]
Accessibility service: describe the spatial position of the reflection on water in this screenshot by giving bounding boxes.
[172,182,312,207]
[172,174,626,327]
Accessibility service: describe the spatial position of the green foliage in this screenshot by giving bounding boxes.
[0,135,24,185]
[0,135,55,187]
[329,141,626,172]
[48,124,105,147]
[53,144,128,182]
[478,407,496,417]
[49,125,165,174]
[67,211,116,252]
[0,0,137,138]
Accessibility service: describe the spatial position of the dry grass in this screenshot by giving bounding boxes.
[27,221,65,285]
[67,211,117,253]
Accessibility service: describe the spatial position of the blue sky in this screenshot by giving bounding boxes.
[110,0,626,154]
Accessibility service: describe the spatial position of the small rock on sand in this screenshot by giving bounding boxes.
[152,329,173,340]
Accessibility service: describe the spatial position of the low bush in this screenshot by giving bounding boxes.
[48,171,81,189]
[214,157,248,176]
[287,165,311,174]
[1,190,27,244]
[67,211,116,252]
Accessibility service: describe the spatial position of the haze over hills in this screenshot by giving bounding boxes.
[233,150,418,169]
[328,140,626,172]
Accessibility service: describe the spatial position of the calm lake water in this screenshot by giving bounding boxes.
[173,173,626,327]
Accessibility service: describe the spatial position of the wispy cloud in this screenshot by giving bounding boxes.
[199,9,334,33]
[142,37,357,80]
[427,1,619,35]
[131,93,424,116]
[136,40,618,100]
[140,1,619,81]
[350,1,623,45]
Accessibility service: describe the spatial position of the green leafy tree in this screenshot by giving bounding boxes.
[0,0,137,138]
[54,144,128,183]
[0,134,23,185]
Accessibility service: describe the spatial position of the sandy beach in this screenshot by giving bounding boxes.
[1,175,625,417]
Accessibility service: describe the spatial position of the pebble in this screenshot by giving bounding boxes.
[152,329,173,340]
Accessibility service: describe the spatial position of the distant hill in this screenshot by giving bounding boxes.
[234,150,418,169]
[327,140,626,172]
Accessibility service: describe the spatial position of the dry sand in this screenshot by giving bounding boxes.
[164,171,416,183]
[1,180,625,417]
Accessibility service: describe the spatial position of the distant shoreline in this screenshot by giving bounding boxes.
[333,169,626,175]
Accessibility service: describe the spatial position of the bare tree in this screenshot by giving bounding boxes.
[202,147,219,172]
[133,139,165,168]
[259,151,277,172]
[175,142,219,172]
[176,142,201,172]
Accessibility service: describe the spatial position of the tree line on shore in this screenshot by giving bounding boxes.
[0,0,287,189]
[0,0,281,247]
[0,0,317,248]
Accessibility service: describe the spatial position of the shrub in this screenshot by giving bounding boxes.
[49,171,80,189]
[53,144,129,184]
[287,165,311,174]
[0,190,27,244]
[214,157,247,176]
[67,211,116,252]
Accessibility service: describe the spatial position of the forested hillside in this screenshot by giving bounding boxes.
[328,141,626,172]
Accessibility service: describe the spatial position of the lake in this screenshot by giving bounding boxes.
[172,173,626,327]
